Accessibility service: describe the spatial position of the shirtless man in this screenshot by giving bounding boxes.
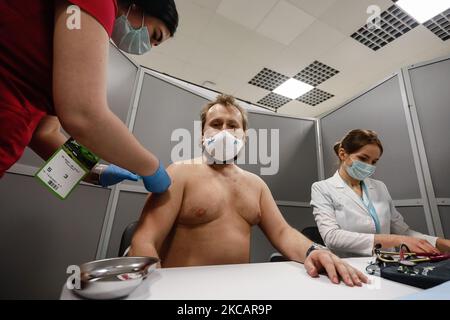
[129,94,368,287]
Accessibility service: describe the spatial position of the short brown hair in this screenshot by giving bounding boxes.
[334,129,383,161]
[200,94,248,133]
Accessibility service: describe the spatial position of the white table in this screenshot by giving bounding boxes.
[60,257,422,300]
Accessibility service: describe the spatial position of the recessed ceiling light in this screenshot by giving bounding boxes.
[396,0,450,23]
[273,78,314,99]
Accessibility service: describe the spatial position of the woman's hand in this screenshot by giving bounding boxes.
[397,235,440,254]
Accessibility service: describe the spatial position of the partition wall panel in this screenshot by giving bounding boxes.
[407,57,450,238]
[320,75,421,200]
[0,173,110,299]
[407,58,450,199]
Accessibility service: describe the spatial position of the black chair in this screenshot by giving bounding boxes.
[118,221,139,257]
[301,226,325,246]
[269,226,324,262]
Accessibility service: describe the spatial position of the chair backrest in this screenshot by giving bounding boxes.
[301,226,325,246]
[118,221,139,257]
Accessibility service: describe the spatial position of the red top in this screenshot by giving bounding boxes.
[0,0,118,177]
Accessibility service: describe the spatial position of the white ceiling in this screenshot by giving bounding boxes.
[129,0,450,118]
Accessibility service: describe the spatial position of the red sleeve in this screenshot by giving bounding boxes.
[68,0,118,37]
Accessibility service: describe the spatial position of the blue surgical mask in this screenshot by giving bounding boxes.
[346,159,376,181]
[112,6,151,55]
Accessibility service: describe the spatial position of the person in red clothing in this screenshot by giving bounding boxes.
[0,0,178,193]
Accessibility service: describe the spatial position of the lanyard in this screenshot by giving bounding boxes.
[361,182,381,234]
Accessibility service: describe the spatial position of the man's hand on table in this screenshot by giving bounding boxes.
[304,249,369,287]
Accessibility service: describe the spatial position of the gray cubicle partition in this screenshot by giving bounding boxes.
[320,75,421,200]
[319,74,435,235]
[0,44,139,299]
[104,69,319,261]
[319,55,450,238]
[0,173,111,299]
[405,57,450,238]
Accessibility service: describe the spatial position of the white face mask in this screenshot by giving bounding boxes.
[203,130,244,162]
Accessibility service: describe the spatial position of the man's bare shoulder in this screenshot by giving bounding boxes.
[238,167,267,188]
[167,158,205,177]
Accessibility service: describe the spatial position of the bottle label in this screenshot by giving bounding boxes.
[35,138,99,199]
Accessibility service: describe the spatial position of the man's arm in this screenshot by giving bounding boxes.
[128,164,185,262]
[258,181,312,263]
[258,179,368,286]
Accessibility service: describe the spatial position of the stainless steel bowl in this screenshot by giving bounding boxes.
[73,256,159,300]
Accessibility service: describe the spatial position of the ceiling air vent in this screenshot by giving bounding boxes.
[257,92,292,109]
[296,88,334,106]
[351,4,419,51]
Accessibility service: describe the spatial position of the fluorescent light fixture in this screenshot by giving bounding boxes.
[396,0,450,23]
[273,78,314,99]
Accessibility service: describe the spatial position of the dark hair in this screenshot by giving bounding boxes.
[201,94,248,134]
[334,129,383,161]
[118,0,179,36]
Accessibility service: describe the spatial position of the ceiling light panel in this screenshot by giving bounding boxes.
[396,0,450,23]
[273,78,314,99]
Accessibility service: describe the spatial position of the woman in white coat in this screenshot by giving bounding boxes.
[311,129,450,257]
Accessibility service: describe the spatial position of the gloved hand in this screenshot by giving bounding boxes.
[98,164,139,187]
[141,161,171,193]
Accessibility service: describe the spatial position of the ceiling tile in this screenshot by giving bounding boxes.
[287,0,338,18]
[199,14,254,50]
[318,38,378,75]
[178,63,222,87]
[319,0,394,35]
[151,33,198,63]
[216,0,279,30]
[233,83,269,103]
[221,59,265,83]
[376,26,447,64]
[277,100,313,117]
[289,20,347,56]
[235,33,285,65]
[214,73,242,95]
[189,42,236,75]
[189,0,222,11]
[174,0,214,40]
[266,47,314,77]
[256,0,316,45]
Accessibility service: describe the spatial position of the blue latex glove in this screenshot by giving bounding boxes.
[141,161,171,193]
[99,164,139,187]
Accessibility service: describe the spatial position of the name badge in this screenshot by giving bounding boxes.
[35,138,99,199]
